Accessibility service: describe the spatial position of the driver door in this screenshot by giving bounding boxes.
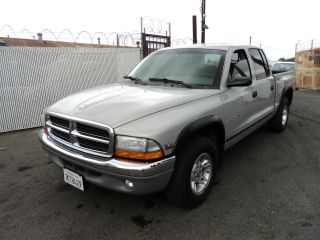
[221,49,256,141]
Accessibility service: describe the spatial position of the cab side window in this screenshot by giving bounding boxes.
[259,50,271,75]
[229,49,251,81]
[249,48,269,79]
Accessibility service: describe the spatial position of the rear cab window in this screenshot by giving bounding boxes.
[249,48,270,79]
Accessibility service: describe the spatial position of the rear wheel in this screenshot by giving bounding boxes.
[269,97,290,132]
[165,136,218,208]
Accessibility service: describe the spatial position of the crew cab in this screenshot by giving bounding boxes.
[39,45,295,208]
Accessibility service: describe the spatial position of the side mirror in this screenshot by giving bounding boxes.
[227,77,252,87]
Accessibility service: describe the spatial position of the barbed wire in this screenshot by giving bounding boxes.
[57,29,75,42]
[250,40,294,52]
[75,31,93,43]
[0,24,143,47]
[20,28,33,38]
[141,17,170,36]
[0,24,16,37]
[1,24,303,53]
[42,29,58,41]
[296,39,320,52]
[0,24,189,47]
[171,38,193,46]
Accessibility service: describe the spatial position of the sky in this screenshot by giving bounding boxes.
[1,0,319,60]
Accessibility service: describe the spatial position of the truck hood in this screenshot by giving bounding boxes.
[48,83,220,128]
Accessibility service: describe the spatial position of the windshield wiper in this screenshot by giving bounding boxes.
[123,75,146,85]
[149,78,193,88]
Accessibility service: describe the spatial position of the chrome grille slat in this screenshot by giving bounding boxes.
[46,114,114,159]
[71,130,109,144]
[47,121,69,133]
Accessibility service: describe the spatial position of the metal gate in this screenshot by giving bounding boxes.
[141,33,171,58]
[140,17,171,58]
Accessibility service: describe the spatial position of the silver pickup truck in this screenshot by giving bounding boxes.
[39,45,295,207]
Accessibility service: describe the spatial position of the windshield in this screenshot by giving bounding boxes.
[128,48,226,88]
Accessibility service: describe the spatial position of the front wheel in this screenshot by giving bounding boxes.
[269,97,290,132]
[164,136,218,208]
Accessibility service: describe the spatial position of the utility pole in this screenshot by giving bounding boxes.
[249,36,252,45]
[192,15,197,44]
[201,0,206,43]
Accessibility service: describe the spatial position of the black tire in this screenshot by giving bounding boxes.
[269,97,290,132]
[164,136,218,208]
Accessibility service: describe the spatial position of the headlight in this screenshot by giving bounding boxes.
[115,135,164,161]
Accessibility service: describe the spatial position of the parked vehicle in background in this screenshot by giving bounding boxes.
[39,45,295,208]
[268,60,276,67]
[272,61,295,74]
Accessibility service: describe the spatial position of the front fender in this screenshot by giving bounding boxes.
[173,115,225,153]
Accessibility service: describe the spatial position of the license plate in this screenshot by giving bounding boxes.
[63,168,84,191]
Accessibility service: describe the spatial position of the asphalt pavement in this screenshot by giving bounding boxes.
[0,89,319,240]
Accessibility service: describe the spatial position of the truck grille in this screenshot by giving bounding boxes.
[46,114,114,158]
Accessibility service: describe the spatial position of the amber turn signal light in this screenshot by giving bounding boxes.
[115,149,164,161]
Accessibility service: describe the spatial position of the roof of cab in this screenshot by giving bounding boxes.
[159,44,260,51]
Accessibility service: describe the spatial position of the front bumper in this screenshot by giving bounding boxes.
[39,130,175,195]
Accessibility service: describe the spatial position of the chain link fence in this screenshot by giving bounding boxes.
[0,47,140,132]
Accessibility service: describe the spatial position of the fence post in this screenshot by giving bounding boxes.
[116,34,119,48]
[295,40,300,53]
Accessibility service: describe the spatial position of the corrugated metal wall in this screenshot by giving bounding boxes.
[0,47,140,132]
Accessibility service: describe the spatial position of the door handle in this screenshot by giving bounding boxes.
[252,91,258,98]
[271,85,275,91]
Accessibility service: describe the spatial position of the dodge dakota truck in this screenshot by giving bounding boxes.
[39,45,295,207]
